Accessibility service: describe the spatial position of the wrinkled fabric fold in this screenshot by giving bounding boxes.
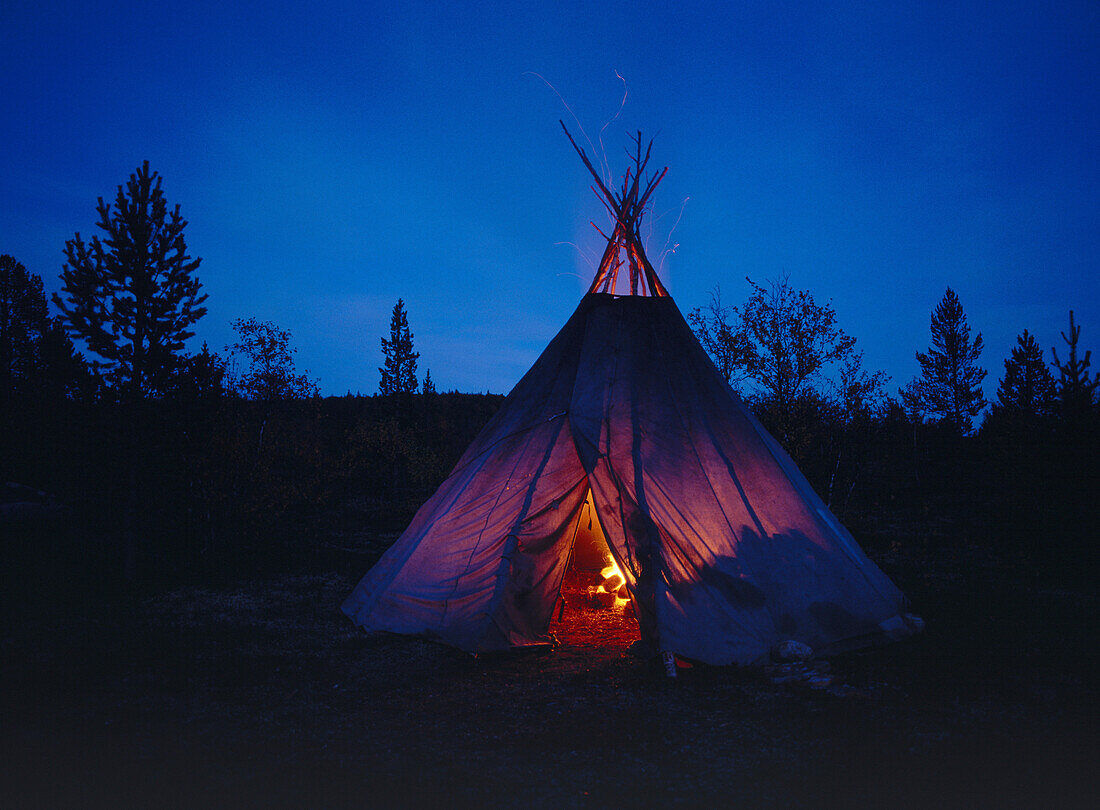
[344,293,912,665]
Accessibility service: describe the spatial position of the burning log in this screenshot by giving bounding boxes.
[583,552,632,609]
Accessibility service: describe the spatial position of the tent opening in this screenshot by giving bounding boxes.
[548,488,639,649]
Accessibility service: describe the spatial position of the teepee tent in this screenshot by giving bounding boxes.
[343,128,915,665]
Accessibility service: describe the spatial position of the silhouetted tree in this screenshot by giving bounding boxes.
[1,255,92,401]
[691,277,886,493]
[37,316,97,400]
[902,288,986,433]
[687,286,754,390]
[825,350,890,511]
[379,298,418,395]
[1,254,48,397]
[227,318,318,453]
[693,277,857,411]
[170,342,228,402]
[227,318,318,402]
[709,276,857,451]
[1051,310,1099,417]
[54,161,207,402]
[53,163,207,580]
[738,277,856,411]
[995,329,1055,416]
[837,350,889,421]
[422,368,436,395]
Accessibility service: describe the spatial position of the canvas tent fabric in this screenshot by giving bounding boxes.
[343,292,914,665]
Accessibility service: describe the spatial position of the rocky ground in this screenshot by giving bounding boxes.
[2,531,1096,809]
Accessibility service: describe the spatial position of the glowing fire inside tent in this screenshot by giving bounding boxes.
[565,489,632,609]
[583,555,629,609]
[341,124,919,666]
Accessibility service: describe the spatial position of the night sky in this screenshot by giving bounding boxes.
[2,1,1097,398]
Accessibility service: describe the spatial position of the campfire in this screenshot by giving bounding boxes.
[552,521,639,648]
[586,554,631,609]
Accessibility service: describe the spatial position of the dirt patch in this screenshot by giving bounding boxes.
[2,542,1097,808]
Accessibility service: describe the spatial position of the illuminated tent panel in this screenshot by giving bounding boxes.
[342,129,914,665]
[343,294,912,664]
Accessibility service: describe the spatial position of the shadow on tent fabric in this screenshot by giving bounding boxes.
[661,525,897,659]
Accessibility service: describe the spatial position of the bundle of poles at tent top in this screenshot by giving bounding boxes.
[340,125,919,671]
[561,121,670,298]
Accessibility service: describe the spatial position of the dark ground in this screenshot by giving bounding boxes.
[2,527,1097,809]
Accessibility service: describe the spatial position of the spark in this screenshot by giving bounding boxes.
[523,72,602,177]
[554,240,597,271]
[657,197,690,275]
[596,71,629,188]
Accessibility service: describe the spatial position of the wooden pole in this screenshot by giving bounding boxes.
[563,122,671,297]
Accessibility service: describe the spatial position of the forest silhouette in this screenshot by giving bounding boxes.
[2,163,1098,807]
[2,174,1097,588]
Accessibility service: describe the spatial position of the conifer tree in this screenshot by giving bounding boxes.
[996,329,1055,416]
[1051,310,1099,417]
[171,342,228,402]
[38,316,97,400]
[379,299,419,394]
[1,254,92,401]
[902,287,986,433]
[0,254,48,396]
[421,368,436,395]
[54,163,206,579]
[54,161,207,401]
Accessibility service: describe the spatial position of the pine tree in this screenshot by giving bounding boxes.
[379,299,419,395]
[1,254,92,401]
[421,368,436,395]
[38,316,97,400]
[0,254,48,396]
[53,163,206,579]
[54,161,207,402]
[902,287,987,433]
[1051,310,1099,417]
[996,329,1055,416]
[170,342,228,402]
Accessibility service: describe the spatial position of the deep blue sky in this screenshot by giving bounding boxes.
[2,1,1097,397]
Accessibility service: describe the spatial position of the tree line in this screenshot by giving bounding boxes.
[690,277,1097,436]
[689,277,1098,587]
[4,162,433,410]
[0,162,474,591]
[2,161,1097,592]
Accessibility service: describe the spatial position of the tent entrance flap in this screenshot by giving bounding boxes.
[343,255,915,662]
[570,487,613,573]
[548,487,639,649]
[566,488,630,602]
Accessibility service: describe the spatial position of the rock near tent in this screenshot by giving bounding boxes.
[343,128,919,666]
